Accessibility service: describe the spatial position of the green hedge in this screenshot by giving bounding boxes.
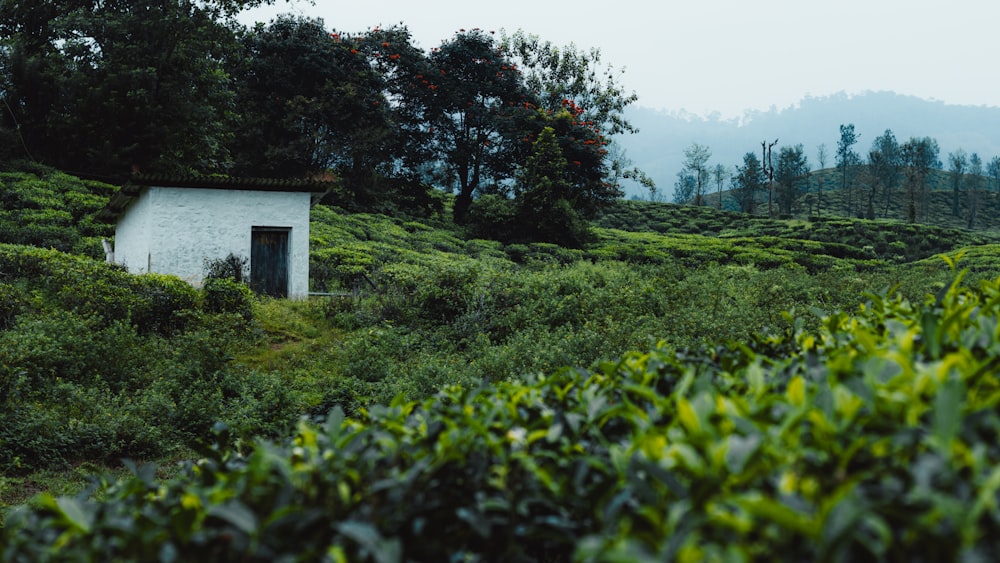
[6,258,1000,561]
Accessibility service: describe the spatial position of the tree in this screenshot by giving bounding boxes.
[1,0,267,178]
[988,156,1000,192]
[967,152,983,229]
[712,164,729,209]
[603,142,656,201]
[501,30,638,140]
[901,137,940,223]
[867,129,901,219]
[500,31,636,217]
[673,171,696,204]
[421,30,535,223]
[514,126,588,246]
[229,16,388,178]
[732,152,765,214]
[774,144,809,216]
[681,142,711,206]
[836,124,860,216]
[229,20,438,211]
[948,149,968,217]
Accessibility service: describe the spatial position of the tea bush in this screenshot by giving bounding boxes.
[7,260,1000,560]
[201,277,255,323]
[0,244,300,474]
[0,168,114,258]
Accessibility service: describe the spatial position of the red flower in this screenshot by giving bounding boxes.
[382,41,390,47]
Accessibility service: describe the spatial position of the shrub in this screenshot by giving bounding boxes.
[0,281,23,330]
[203,253,249,284]
[130,273,200,335]
[201,277,255,323]
[10,259,1000,560]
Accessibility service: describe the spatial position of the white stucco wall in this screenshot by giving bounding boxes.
[114,186,312,298]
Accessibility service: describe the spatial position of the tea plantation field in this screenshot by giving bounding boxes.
[4,167,1000,560]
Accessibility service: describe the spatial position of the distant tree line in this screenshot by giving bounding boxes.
[0,1,650,246]
[671,123,1000,228]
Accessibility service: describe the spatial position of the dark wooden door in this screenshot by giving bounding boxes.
[250,227,289,298]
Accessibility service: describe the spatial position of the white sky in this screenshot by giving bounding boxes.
[240,0,1000,118]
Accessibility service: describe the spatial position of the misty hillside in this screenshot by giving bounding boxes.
[617,91,1000,200]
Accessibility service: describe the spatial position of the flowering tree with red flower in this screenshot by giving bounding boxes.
[501,31,653,200]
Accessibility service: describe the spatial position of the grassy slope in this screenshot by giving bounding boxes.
[5,167,1000,508]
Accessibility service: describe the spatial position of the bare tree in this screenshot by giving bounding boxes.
[762,139,778,217]
[816,144,828,216]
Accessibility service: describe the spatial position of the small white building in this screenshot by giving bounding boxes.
[99,176,328,299]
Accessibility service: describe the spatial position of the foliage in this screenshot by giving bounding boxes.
[0,243,298,475]
[8,261,1000,560]
[204,253,249,284]
[680,142,712,206]
[201,277,255,323]
[0,167,115,257]
[420,29,534,222]
[595,199,1000,263]
[512,126,592,246]
[866,129,903,220]
[228,16,394,184]
[901,137,942,223]
[0,0,254,177]
[774,144,809,216]
[731,152,766,214]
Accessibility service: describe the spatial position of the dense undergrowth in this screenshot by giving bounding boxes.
[6,256,1000,560]
[6,167,1000,559]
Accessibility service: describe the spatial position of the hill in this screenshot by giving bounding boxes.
[618,91,1000,203]
[6,167,1000,559]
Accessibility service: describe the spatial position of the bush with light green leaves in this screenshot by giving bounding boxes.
[5,254,1000,561]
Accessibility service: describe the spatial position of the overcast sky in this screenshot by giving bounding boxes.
[239,0,1000,119]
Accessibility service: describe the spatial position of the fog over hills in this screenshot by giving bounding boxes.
[616,91,1000,201]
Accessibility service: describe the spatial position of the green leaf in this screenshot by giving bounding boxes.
[336,521,402,563]
[54,496,93,534]
[735,493,819,538]
[208,500,258,535]
[325,406,346,439]
[932,376,965,447]
[725,433,761,474]
[786,376,806,407]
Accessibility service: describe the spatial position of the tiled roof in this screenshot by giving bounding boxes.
[96,175,333,223]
